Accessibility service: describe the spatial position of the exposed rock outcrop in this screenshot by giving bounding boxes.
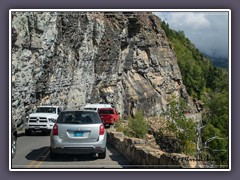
[11,11,196,122]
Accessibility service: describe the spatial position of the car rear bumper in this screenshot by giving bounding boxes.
[102,119,114,125]
[25,124,54,130]
[50,135,107,154]
[51,146,105,154]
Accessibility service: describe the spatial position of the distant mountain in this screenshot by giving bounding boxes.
[203,54,228,69]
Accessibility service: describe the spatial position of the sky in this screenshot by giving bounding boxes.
[153,11,229,59]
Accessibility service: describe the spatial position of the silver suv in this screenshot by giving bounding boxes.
[25,106,62,135]
[50,110,107,159]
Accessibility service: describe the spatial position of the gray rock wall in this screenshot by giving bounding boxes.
[11,11,196,123]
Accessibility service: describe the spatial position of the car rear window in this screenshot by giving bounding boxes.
[57,111,102,124]
[98,109,114,114]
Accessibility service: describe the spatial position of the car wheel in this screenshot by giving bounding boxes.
[42,130,50,136]
[48,130,51,135]
[50,148,58,159]
[11,136,17,159]
[25,129,31,136]
[98,150,106,159]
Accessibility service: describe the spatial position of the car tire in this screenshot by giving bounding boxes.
[11,136,17,159]
[43,130,50,136]
[50,148,58,159]
[25,129,31,136]
[98,150,106,159]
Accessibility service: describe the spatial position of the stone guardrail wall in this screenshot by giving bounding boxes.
[107,130,198,168]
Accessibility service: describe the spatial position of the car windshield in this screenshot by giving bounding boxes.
[98,109,114,114]
[84,108,97,111]
[57,111,102,124]
[36,107,56,113]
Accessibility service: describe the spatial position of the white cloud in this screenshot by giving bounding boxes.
[159,12,211,30]
[153,11,229,58]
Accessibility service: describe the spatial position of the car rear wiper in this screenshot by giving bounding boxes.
[65,121,81,124]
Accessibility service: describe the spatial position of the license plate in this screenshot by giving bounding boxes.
[74,131,84,137]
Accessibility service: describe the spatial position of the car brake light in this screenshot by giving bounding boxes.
[99,124,105,135]
[52,124,58,135]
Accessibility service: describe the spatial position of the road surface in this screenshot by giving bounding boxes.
[11,132,130,169]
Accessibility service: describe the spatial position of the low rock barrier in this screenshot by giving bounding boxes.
[107,130,198,168]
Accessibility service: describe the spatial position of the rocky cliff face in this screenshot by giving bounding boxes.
[11,11,196,122]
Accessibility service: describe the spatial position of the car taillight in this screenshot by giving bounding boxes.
[52,124,58,135]
[99,124,105,135]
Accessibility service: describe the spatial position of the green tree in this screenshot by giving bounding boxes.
[201,123,228,167]
[161,20,229,166]
[164,97,196,155]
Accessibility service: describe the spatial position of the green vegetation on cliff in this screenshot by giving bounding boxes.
[164,97,196,156]
[115,110,148,139]
[161,21,229,167]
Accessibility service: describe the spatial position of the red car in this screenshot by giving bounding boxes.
[98,108,120,126]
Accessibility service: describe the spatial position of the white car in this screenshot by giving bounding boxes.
[83,103,112,111]
[25,106,62,135]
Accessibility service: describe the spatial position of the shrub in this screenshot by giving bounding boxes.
[115,110,148,138]
[127,110,148,138]
[115,118,130,133]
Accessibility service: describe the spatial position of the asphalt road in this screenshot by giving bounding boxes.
[11,132,130,169]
